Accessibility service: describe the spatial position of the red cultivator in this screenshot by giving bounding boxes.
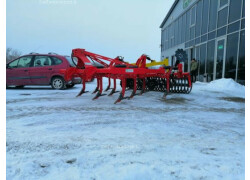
[61,48,192,104]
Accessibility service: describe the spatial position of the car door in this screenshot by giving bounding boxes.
[6,56,33,86]
[28,56,54,85]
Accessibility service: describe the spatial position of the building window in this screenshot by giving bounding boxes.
[202,0,209,35]
[217,6,228,28]
[208,30,216,40]
[227,20,240,34]
[217,27,227,37]
[207,40,215,81]
[184,50,188,72]
[186,9,191,41]
[195,46,202,78]
[178,17,182,45]
[195,0,202,38]
[195,37,201,44]
[225,32,239,79]
[190,26,195,40]
[241,19,245,29]
[242,0,245,18]
[169,25,172,48]
[171,23,174,47]
[219,0,228,9]
[175,20,178,46]
[209,0,218,32]
[237,30,245,83]
[199,43,207,76]
[161,30,164,51]
[229,0,242,23]
[201,34,208,43]
[182,14,186,43]
[190,5,196,26]
[165,29,169,50]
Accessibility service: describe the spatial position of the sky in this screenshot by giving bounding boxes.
[7,0,174,63]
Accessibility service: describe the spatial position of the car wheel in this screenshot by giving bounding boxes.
[15,85,25,89]
[66,84,75,88]
[51,77,65,90]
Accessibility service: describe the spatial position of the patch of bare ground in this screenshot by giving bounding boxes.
[160,97,191,104]
[219,97,245,103]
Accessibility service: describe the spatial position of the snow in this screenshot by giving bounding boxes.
[6,78,245,180]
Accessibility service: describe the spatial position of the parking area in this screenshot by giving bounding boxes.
[6,79,245,180]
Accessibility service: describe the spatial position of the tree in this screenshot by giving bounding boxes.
[6,48,22,63]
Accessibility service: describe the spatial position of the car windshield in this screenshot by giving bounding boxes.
[65,56,76,67]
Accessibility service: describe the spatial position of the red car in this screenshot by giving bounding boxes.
[6,53,81,89]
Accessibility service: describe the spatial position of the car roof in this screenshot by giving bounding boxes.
[25,53,65,58]
[7,53,68,64]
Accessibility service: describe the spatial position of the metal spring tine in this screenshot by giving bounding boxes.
[104,78,111,91]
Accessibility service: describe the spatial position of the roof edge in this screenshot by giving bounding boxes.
[159,0,179,28]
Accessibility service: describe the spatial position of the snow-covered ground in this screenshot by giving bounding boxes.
[6,78,245,180]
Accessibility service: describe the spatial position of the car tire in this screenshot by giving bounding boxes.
[66,84,75,88]
[51,77,65,90]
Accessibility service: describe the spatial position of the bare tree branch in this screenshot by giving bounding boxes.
[6,47,22,63]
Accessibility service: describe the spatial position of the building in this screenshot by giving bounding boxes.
[160,0,245,84]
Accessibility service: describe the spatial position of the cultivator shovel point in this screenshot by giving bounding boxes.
[61,48,192,104]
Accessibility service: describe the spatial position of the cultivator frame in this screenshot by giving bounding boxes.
[61,48,192,104]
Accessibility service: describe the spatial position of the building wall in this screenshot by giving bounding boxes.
[161,0,245,84]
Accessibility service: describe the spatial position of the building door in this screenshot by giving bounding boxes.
[214,37,226,80]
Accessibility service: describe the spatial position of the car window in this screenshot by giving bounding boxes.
[8,59,19,68]
[65,56,76,67]
[50,56,63,65]
[33,56,52,67]
[17,56,32,68]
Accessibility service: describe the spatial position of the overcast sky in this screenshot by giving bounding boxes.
[7,0,174,62]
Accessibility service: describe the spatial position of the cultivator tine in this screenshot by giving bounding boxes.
[114,78,126,104]
[140,78,146,95]
[105,77,111,91]
[92,78,100,94]
[93,78,103,100]
[108,78,117,96]
[163,78,170,99]
[76,79,88,97]
[129,78,137,99]
[93,91,102,100]
[92,87,98,94]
